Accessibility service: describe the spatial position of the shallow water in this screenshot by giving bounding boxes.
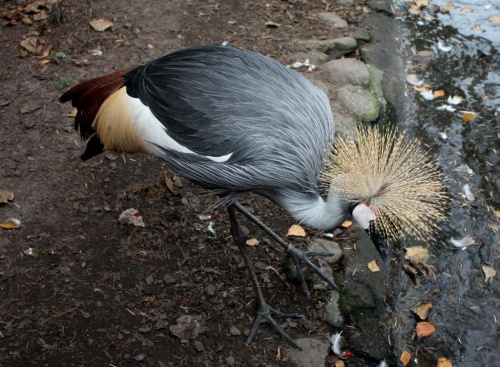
[392,0,500,365]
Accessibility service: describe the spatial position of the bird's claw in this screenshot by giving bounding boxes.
[246,302,305,349]
[287,246,341,298]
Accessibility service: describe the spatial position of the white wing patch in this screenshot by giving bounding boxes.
[126,93,233,163]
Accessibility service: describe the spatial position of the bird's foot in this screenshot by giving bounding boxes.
[287,245,340,298]
[246,301,305,349]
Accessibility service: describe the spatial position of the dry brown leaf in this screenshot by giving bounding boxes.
[416,321,436,337]
[33,10,49,21]
[482,265,496,283]
[89,18,113,32]
[440,2,456,11]
[400,350,411,366]
[286,224,306,237]
[341,220,352,228]
[24,0,46,13]
[0,190,14,203]
[275,347,281,362]
[461,7,472,13]
[36,45,51,58]
[246,238,259,247]
[405,246,430,265]
[437,357,453,367]
[411,301,432,320]
[489,15,500,23]
[494,210,500,218]
[434,90,445,97]
[367,259,380,272]
[335,361,345,367]
[20,36,38,53]
[1,218,22,229]
[118,208,145,227]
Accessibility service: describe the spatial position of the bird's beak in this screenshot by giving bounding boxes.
[351,203,389,264]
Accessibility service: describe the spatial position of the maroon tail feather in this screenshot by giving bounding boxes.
[59,67,136,140]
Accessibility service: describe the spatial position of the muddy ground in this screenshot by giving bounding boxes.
[0,0,377,366]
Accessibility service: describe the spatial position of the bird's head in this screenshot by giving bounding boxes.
[322,126,448,262]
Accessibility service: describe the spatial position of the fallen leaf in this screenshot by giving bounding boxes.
[461,7,472,13]
[405,246,430,266]
[89,18,113,32]
[434,90,445,97]
[265,21,280,27]
[489,15,500,23]
[36,45,51,58]
[367,259,380,272]
[118,208,145,227]
[414,0,429,8]
[275,347,281,362]
[286,224,306,237]
[335,361,345,367]
[40,59,50,65]
[482,265,496,283]
[246,238,259,247]
[414,85,429,92]
[20,36,38,53]
[406,74,424,86]
[1,218,22,229]
[440,2,456,11]
[33,10,49,21]
[416,321,436,337]
[437,357,453,367]
[494,210,500,219]
[400,350,411,366]
[341,220,352,228]
[461,112,478,122]
[169,315,204,340]
[411,301,432,320]
[472,25,485,33]
[0,190,14,203]
[68,107,77,117]
[24,0,46,13]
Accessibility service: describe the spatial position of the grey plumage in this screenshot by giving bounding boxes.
[124,46,335,219]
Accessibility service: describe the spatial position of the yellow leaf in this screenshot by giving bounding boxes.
[404,246,430,265]
[40,59,51,64]
[89,18,113,32]
[286,224,306,237]
[482,265,497,283]
[1,218,22,229]
[341,220,352,228]
[335,361,345,367]
[461,7,472,13]
[440,2,456,11]
[433,90,445,97]
[400,350,411,366]
[437,358,453,367]
[246,238,259,247]
[367,259,380,272]
[416,321,436,337]
[415,0,429,8]
[411,301,433,320]
[462,112,478,122]
[472,25,485,33]
[489,15,500,23]
[68,107,77,117]
[414,85,429,92]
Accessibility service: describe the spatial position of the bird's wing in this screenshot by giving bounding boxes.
[123,46,332,161]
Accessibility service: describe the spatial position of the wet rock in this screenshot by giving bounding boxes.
[298,37,357,54]
[284,51,328,67]
[316,12,348,28]
[308,238,343,264]
[286,334,330,367]
[336,85,379,122]
[325,291,343,327]
[306,76,332,96]
[320,59,369,86]
[332,109,356,135]
[350,27,371,42]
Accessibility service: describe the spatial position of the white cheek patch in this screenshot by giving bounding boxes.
[352,203,376,230]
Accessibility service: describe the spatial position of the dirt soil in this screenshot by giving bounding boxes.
[0,1,371,366]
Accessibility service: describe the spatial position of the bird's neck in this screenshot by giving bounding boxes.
[279,189,349,231]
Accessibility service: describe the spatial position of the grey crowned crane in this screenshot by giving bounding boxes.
[60,46,447,348]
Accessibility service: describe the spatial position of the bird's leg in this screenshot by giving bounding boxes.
[232,201,340,298]
[227,205,304,349]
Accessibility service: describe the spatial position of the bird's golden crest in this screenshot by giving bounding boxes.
[322,126,448,241]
